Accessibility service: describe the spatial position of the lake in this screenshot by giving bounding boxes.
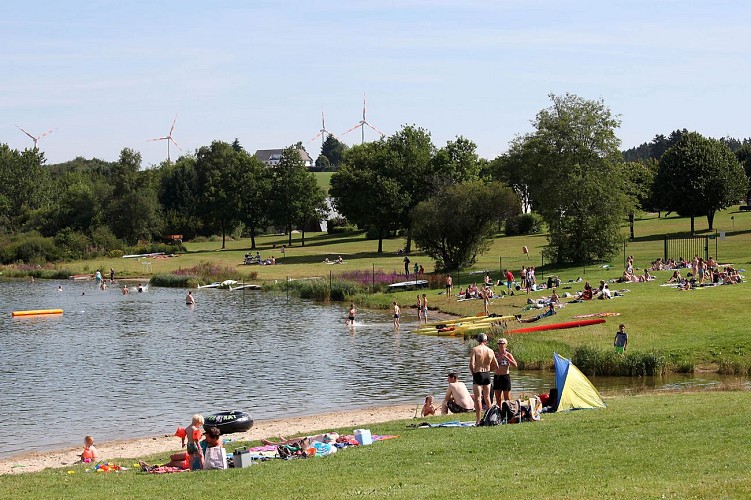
[0,279,740,458]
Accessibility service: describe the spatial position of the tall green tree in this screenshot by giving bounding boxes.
[655,132,748,233]
[196,141,243,249]
[270,146,327,247]
[385,125,436,253]
[104,148,162,244]
[0,144,51,232]
[431,136,482,185]
[507,93,628,264]
[236,152,272,249]
[319,135,348,170]
[330,141,409,253]
[735,143,751,204]
[158,156,203,240]
[412,181,520,270]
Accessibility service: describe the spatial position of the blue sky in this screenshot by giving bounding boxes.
[2,0,750,166]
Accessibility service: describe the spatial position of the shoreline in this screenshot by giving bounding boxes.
[0,404,417,475]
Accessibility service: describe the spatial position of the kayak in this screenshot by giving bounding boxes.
[506,318,606,334]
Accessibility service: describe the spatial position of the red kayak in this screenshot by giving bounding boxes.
[507,318,605,334]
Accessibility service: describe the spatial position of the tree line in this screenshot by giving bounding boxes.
[1,93,749,269]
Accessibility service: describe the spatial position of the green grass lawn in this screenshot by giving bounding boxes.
[2,391,749,498]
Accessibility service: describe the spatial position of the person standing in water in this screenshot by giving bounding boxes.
[392,301,401,329]
[186,291,195,305]
[346,303,357,326]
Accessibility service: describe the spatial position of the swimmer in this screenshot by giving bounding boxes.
[58,285,63,292]
[393,301,400,329]
[186,291,195,305]
[122,285,129,295]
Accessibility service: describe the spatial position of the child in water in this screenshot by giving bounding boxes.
[80,435,99,463]
[421,395,437,417]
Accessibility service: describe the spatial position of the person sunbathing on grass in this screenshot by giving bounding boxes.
[666,270,682,284]
[261,432,339,447]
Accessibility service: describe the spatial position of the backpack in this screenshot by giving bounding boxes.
[203,446,227,470]
[501,400,522,423]
[478,404,502,426]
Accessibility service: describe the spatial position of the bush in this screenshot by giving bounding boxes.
[54,229,91,260]
[124,242,186,256]
[149,274,199,288]
[571,345,667,376]
[0,233,61,264]
[328,224,358,235]
[505,213,543,236]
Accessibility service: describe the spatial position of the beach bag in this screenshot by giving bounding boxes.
[478,404,502,426]
[203,446,227,470]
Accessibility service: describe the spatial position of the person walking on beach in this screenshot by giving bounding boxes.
[614,324,628,353]
[392,301,401,329]
[421,293,428,324]
[445,275,453,297]
[416,294,422,321]
[470,333,499,425]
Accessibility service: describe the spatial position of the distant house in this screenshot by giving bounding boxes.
[254,148,313,168]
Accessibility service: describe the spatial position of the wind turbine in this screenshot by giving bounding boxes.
[308,110,340,148]
[341,94,384,144]
[148,115,182,162]
[16,125,55,149]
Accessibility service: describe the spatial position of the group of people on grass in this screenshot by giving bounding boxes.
[422,334,518,425]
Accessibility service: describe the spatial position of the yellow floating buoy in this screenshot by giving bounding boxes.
[11,309,63,317]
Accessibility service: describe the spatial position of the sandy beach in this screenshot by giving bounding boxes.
[0,404,416,475]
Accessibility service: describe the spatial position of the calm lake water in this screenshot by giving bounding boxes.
[0,279,741,459]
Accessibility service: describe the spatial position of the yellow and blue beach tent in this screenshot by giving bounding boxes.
[553,352,607,411]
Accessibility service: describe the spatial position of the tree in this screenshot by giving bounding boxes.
[103,148,162,244]
[385,125,436,253]
[616,160,658,238]
[0,144,51,232]
[269,146,327,247]
[655,132,748,232]
[319,135,348,169]
[236,152,272,249]
[412,181,520,270]
[330,142,409,253]
[196,141,243,248]
[506,93,628,264]
[735,143,751,204]
[158,156,203,240]
[489,140,536,213]
[431,136,482,185]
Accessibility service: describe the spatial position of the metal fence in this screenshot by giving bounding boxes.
[663,235,716,262]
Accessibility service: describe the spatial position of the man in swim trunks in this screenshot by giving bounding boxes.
[441,372,474,415]
[186,290,195,305]
[470,333,499,425]
[392,301,400,329]
[493,338,518,403]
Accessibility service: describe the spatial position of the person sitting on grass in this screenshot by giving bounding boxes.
[80,435,99,463]
[421,395,437,417]
[441,372,475,415]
